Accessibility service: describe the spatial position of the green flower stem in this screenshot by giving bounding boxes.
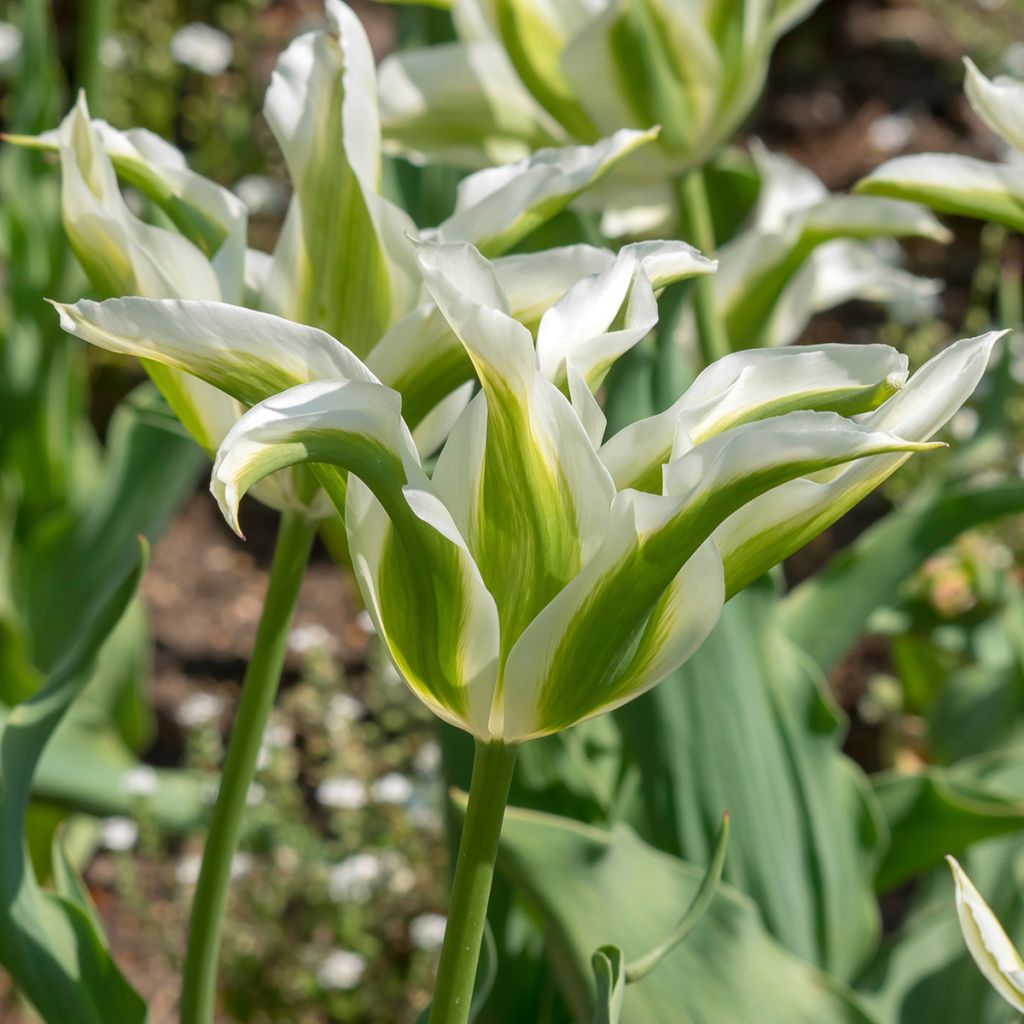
[179,509,317,1024]
[430,740,519,1024]
[674,170,731,366]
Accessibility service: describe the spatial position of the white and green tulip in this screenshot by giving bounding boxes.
[946,856,1024,1015]
[857,58,1024,231]
[378,0,825,182]
[18,0,668,511]
[54,240,997,741]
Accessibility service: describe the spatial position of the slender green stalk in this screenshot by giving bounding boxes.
[674,170,731,366]
[430,740,519,1024]
[179,510,317,1024]
[78,0,117,114]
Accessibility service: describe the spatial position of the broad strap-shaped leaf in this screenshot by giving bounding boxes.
[417,241,616,682]
[946,856,1024,1014]
[856,153,1024,232]
[600,343,908,492]
[434,128,657,256]
[717,332,1002,597]
[963,58,1024,156]
[502,411,935,740]
[495,807,879,1023]
[211,379,501,737]
[377,39,563,169]
[0,546,147,1024]
[263,0,418,352]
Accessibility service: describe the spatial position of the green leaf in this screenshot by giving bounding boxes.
[780,481,1024,673]
[616,584,883,981]
[873,763,1024,892]
[591,946,626,1024]
[496,805,880,1022]
[0,543,147,1024]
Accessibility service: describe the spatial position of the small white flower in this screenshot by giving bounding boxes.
[316,949,366,991]
[371,772,413,806]
[0,21,23,70]
[950,407,979,441]
[327,693,365,725]
[176,691,224,729]
[99,36,125,69]
[247,782,265,806]
[263,721,294,749]
[233,175,288,217]
[170,22,233,75]
[355,609,376,635]
[407,805,443,834]
[413,741,441,777]
[316,775,367,810]
[119,765,158,797]
[99,816,138,852]
[328,853,382,903]
[867,113,914,155]
[288,622,337,655]
[409,913,447,952]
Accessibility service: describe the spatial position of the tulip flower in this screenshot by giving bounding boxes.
[377,0,824,184]
[54,239,997,1022]
[858,59,1024,232]
[946,856,1024,1015]
[11,0,661,503]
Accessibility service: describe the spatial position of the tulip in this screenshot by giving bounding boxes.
[54,239,997,1022]
[946,856,1024,1015]
[858,59,1024,232]
[378,0,825,183]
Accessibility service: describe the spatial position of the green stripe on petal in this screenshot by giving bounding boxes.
[264,0,418,351]
[856,154,1024,233]
[436,128,658,257]
[418,241,616,663]
[717,332,1003,595]
[503,410,937,740]
[601,342,909,492]
[51,297,377,409]
[946,856,1024,1015]
[211,380,500,737]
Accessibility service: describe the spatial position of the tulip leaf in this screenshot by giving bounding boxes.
[496,804,880,1022]
[872,759,1024,893]
[0,542,147,1024]
[591,945,626,1024]
[780,481,1024,673]
[615,583,882,982]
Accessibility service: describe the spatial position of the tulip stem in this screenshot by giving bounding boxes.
[179,509,317,1024]
[430,740,519,1024]
[674,170,731,365]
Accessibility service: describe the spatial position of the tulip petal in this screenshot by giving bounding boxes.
[504,409,932,739]
[600,342,909,491]
[856,153,1024,232]
[264,0,418,351]
[51,296,376,409]
[946,856,1024,1014]
[417,241,616,661]
[717,332,1002,595]
[963,58,1024,156]
[377,40,563,168]
[211,380,500,737]
[435,128,657,256]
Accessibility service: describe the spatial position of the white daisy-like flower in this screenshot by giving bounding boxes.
[370,772,413,806]
[99,816,139,852]
[316,949,366,991]
[170,22,233,75]
[119,765,158,797]
[328,853,382,903]
[316,775,367,810]
[410,913,447,952]
[176,691,224,729]
[0,21,23,71]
